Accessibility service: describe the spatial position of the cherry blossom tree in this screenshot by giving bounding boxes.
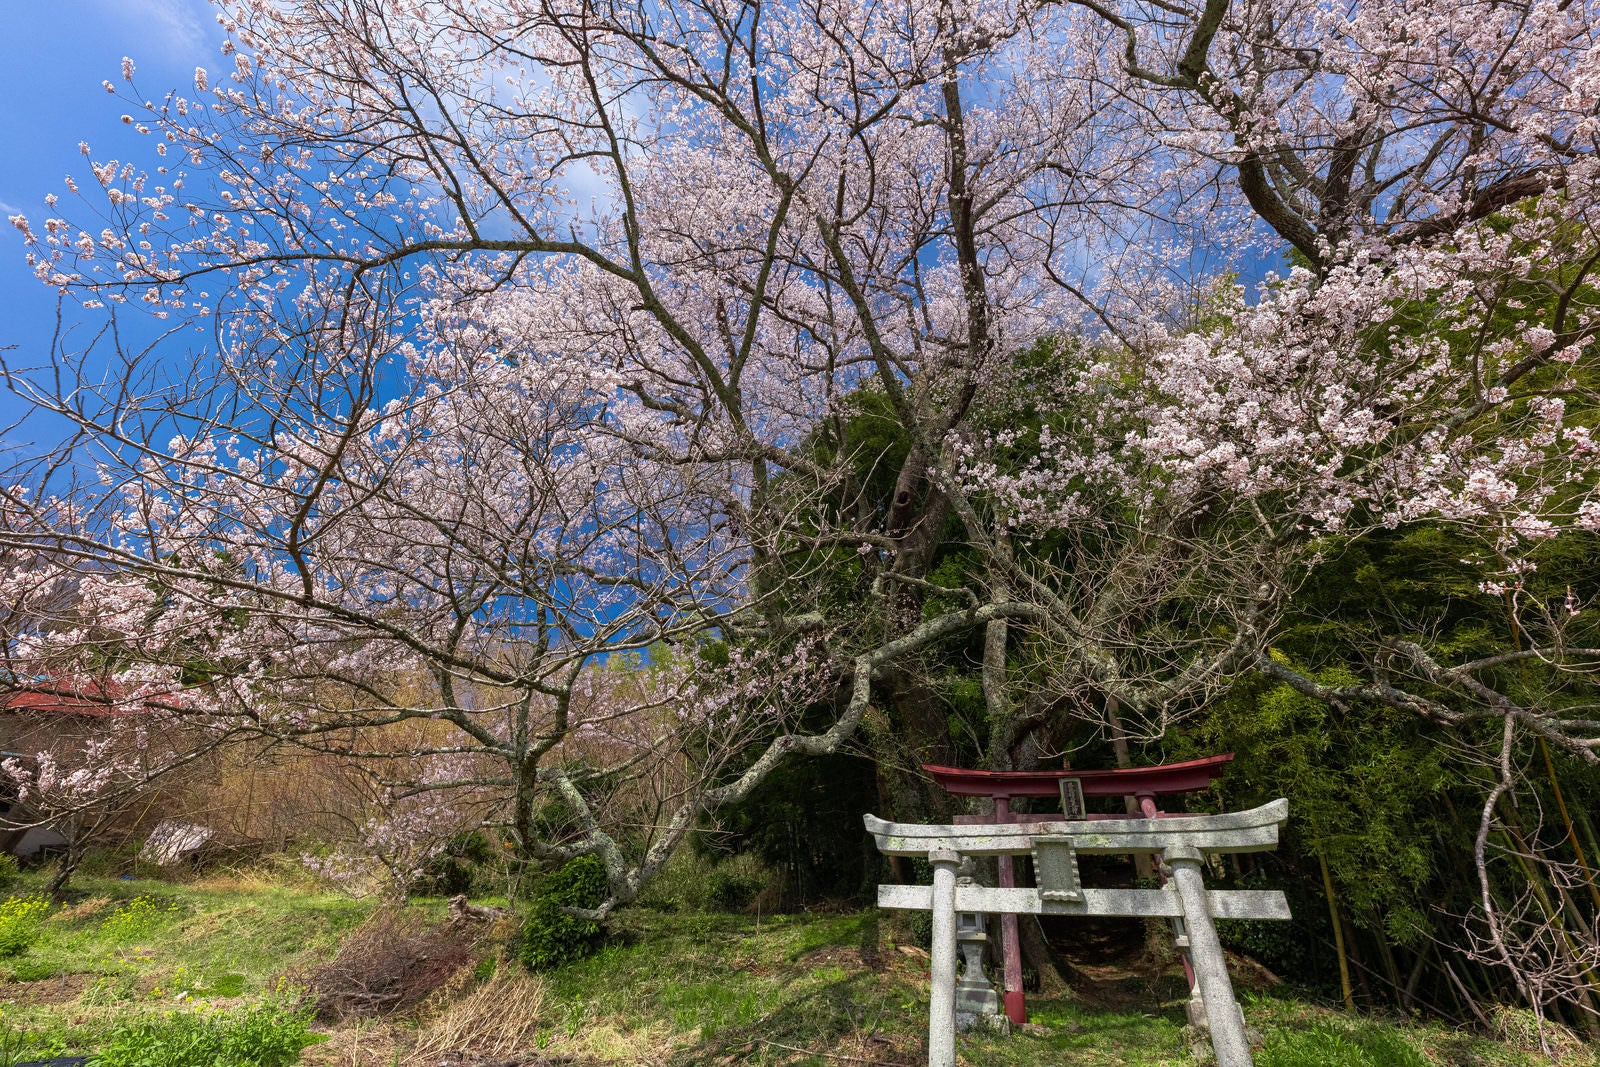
[2,723,158,899]
[0,502,231,896]
[1,0,1597,951]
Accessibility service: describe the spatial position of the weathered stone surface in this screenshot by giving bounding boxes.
[927,849,960,1067]
[876,883,1290,919]
[867,798,1292,1067]
[953,909,1000,1020]
[865,799,1288,855]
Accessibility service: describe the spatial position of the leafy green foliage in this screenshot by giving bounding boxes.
[410,831,495,897]
[704,868,763,912]
[1210,664,1446,936]
[0,897,50,957]
[520,856,608,970]
[89,997,315,1067]
[1179,663,1454,987]
[1171,516,1600,1015]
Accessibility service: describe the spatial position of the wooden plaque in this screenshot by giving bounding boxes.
[1059,777,1086,820]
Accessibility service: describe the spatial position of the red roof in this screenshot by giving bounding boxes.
[922,753,1234,798]
[1,678,162,718]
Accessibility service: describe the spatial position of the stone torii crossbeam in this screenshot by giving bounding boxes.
[923,754,1236,1023]
[867,799,1292,1067]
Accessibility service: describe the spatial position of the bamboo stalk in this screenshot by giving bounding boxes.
[1540,738,1600,913]
[1319,851,1355,1012]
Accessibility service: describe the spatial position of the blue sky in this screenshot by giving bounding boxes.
[0,0,220,429]
[0,2,1281,443]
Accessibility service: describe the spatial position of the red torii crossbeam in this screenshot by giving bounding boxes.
[922,753,1234,1024]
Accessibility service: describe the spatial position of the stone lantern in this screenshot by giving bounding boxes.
[953,864,1003,1031]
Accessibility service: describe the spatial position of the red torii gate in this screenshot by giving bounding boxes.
[923,753,1234,1024]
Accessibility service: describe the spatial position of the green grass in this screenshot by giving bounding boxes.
[90,995,316,1067]
[0,870,378,1059]
[0,864,1582,1066]
[1256,1019,1428,1066]
[532,909,1585,1067]
[1,876,371,991]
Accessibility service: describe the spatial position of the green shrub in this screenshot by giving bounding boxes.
[706,867,763,912]
[635,850,714,913]
[410,831,496,897]
[10,958,58,981]
[90,997,314,1067]
[0,897,51,956]
[519,855,608,970]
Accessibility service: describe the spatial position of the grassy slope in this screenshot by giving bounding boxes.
[0,869,1587,1066]
[544,910,1588,1067]
[0,869,376,1058]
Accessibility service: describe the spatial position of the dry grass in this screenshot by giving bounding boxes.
[1486,1005,1592,1065]
[559,1023,674,1064]
[538,1018,675,1066]
[412,968,549,1059]
[48,896,112,923]
[186,866,303,895]
[299,1018,408,1067]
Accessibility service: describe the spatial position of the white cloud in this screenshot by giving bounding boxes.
[97,0,213,60]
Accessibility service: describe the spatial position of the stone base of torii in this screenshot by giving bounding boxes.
[868,797,1292,1067]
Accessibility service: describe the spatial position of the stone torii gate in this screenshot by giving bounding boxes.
[867,798,1291,1067]
[923,754,1236,1023]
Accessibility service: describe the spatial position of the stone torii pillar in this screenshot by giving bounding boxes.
[1165,844,1251,1065]
[868,798,1291,1067]
[927,849,961,1067]
[923,754,1235,1023]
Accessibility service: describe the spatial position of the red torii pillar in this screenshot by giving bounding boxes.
[923,753,1234,1025]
